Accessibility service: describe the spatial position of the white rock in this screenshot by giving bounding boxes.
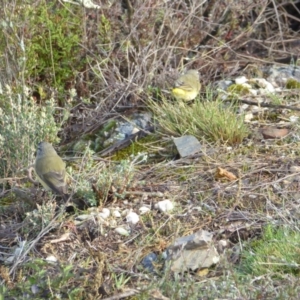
[80,0,101,9]
[235,76,248,84]
[126,211,140,224]
[115,227,130,236]
[46,255,58,263]
[264,83,275,92]
[155,200,174,213]
[250,78,275,92]
[218,240,228,248]
[76,214,92,221]
[244,113,253,123]
[112,210,121,218]
[274,87,282,92]
[98,208,110,219]
[240,104,249,111]
[122,209,130,216]
[139,206,151,214]
[289,116,299,123]
[132,127,140,134]
[249,89,258,96]
[102,208,110,216]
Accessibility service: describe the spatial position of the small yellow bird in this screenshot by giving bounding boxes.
[34,142,68,199]
[171,69,201,101]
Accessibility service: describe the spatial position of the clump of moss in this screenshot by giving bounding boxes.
[112,134,160,161]
[227,84,250,95]
[286,78,300,89]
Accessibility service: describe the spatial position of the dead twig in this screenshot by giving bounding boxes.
[237,98,300,111]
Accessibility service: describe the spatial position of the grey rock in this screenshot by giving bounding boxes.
[166,230,220,273]
[141,252,158,272]
[173,135,202,157]
[215,80,233,91]
[266,65,300,87]
[103,112,152,147]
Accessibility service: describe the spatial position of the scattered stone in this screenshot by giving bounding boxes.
[74,0,101,9]
[260,126,290,139]
[290,166,300,173]
[139,206,151,214]
[115,227,130,236]
[98,208,110,219]
[244,112,254,123]
[112,210,121,218]
[289,116,299,123]
[249,78,275,93]
[166,230,220,273]
[217,240,228,253]
[102,112,152,148]
[75,214,92,221]
[155,200,174,213]
[2,240,27,265]
[87,207,98,213]
[216,80,233,90]
[235,76,248,84]
[46,255,58,263]
[248,88,258,96]
[173,135,202,157]
[266,66,300,88]
[141,252,158,273]
[31,284,40,294]
[126,211,140,224]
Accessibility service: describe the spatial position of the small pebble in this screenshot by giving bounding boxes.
[244,113,254,123]
[141,253,158,273]
[126,211,140,224]
[46,255,58,263]
[31,285,40,294]
[235,76,248,84]
[75,214,92,221]
[249,89,258,96]
[115,227,130,236]
[289,116,299,122]
[112,210,121,218]
[98,208,110,219]
[155,200,174,213]
[139,206,151,214]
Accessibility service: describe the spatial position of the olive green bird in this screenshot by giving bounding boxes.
[34,141,69,200]
[171,69,201,101]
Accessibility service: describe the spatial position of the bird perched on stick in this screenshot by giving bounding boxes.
[34,141,69,200]
[171,69,201,101]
